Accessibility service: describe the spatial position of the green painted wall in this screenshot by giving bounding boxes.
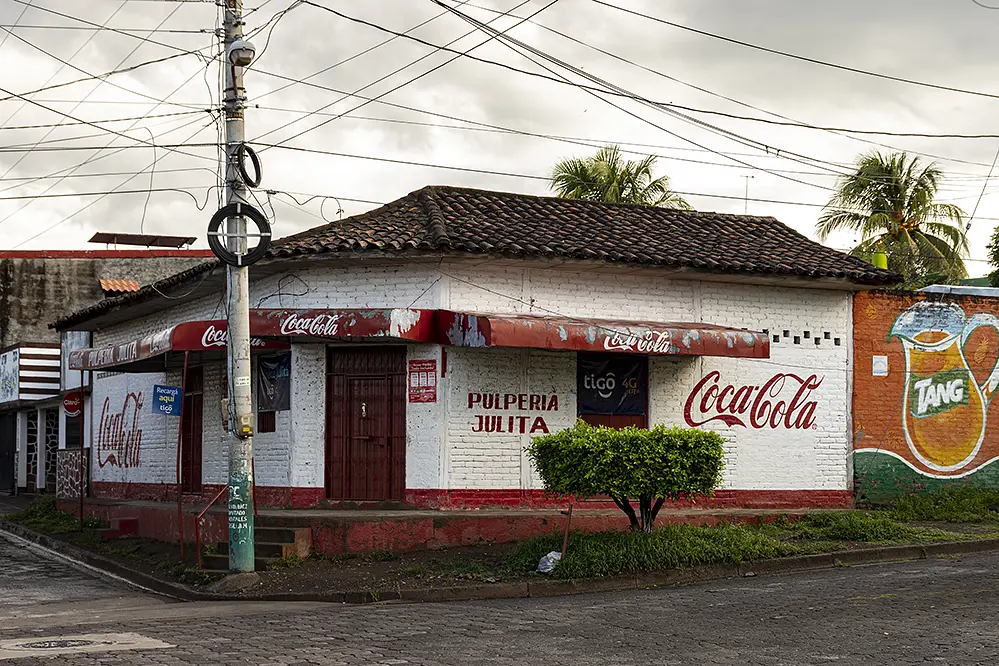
[854,450,999,504]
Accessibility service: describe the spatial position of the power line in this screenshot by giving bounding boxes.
[6,113,218,246]
[0,109,208,131]
[253,0,543,148]
[253,141,999,222]
[0,24,207,33]
[253,108,993,191]
[250,0,470,103]
[593,0,999,102]
[432,1,841,190]
[460,2,999,144]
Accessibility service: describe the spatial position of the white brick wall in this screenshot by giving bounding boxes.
[446,348,576,489]
[90,371,176,485]
[442,263,852,492]
[84,258,854,496]
[289,344,325,489]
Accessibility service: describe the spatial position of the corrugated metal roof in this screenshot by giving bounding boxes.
[99,279,141,293]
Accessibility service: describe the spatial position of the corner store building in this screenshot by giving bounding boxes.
[55,186,897,516]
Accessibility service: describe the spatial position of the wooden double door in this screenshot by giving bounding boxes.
[325,347,406,502]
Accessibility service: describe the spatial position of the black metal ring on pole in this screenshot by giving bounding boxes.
[236,142,262,188]
[206,202,271,267]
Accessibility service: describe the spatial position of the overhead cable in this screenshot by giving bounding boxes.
[593,1,999,102]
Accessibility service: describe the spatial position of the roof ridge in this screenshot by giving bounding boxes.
[418,186,451,249]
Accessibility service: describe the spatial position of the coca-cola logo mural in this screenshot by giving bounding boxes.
[683,371,823,430]
[279,313,340,337]
[97,392,144,468]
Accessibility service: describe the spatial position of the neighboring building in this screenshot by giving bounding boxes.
[853,286,999,502]
[54,186,897,527]
[0,249,213,495]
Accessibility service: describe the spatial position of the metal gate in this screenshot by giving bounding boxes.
[325,347,406,501]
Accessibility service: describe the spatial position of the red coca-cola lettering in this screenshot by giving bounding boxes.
[683,370,822,430]
[97,392,144,468]
[279,313,340,337]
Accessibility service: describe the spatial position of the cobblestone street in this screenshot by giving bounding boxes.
[3,531,999,665]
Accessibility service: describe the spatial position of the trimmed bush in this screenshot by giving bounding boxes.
[527,420,725,532]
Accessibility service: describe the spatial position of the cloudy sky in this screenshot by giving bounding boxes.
[2,0,998,276]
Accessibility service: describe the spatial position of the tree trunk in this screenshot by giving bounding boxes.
[639,496,652,533]
[612,496,640,531]
[649,497,666,529]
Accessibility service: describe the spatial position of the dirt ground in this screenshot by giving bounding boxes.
[247,543,522,596]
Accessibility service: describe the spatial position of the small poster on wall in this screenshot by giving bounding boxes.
[408,359,437,403]
[152,385,183,416]
[257,353,291,411]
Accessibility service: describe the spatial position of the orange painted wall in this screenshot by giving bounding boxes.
[853,291,999,500]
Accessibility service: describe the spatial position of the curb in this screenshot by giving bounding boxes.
[5,519,999,605]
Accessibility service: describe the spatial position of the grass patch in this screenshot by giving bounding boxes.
[768,511,973,544]
[5,496,105,533]
[888,487,999,523]
[506,524,798,579]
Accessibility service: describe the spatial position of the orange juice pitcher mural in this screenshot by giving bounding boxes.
[889,301,999,473]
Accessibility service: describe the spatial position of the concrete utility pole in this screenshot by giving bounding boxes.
[223,0,255,573]
[742,175,754,215]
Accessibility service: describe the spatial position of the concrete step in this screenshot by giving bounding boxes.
[100,516,140,541]
[254,526,298,543]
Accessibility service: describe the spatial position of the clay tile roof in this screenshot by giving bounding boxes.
[269,185,899,285]
[52,185,900,331]
[99,279,141,293]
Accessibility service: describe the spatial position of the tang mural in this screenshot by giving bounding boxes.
[853,292,999,501]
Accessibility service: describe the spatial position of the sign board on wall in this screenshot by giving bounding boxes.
[0,348,18,404]
[257,353,291,411]
[152,385,182,416]
[408,359,437,403]
[577,353,647,415]
[63,391,82,417]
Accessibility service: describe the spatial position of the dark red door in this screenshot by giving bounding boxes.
[326,348,406,501]
[181,367,204,494]
[579,414,648,429]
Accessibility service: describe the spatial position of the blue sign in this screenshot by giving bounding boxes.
[153,385,183,416]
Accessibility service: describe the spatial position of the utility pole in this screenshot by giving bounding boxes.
[222,0,255,573]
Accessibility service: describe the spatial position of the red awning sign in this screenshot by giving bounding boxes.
[437,311,769,359]
[68,320,288,371]
[68,308,769,372]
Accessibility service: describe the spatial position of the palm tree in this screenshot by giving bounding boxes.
[549,145,691,209]
[816,151,968,285]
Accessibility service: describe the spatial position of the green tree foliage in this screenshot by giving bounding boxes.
[527,420,725,532]
[816,151,967,287]
[987,228,999,287]
[549,144,691,209]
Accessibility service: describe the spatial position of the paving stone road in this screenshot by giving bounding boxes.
[3,530,999,665]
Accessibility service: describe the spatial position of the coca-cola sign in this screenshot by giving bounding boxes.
[279,312,341,337]
[603,330,673,354]
[201,324,228,348]
[200,324,272,349]
[683,371,823,430]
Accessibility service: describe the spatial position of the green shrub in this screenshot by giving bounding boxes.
[505,525,795,579]
[527,420,725,531]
